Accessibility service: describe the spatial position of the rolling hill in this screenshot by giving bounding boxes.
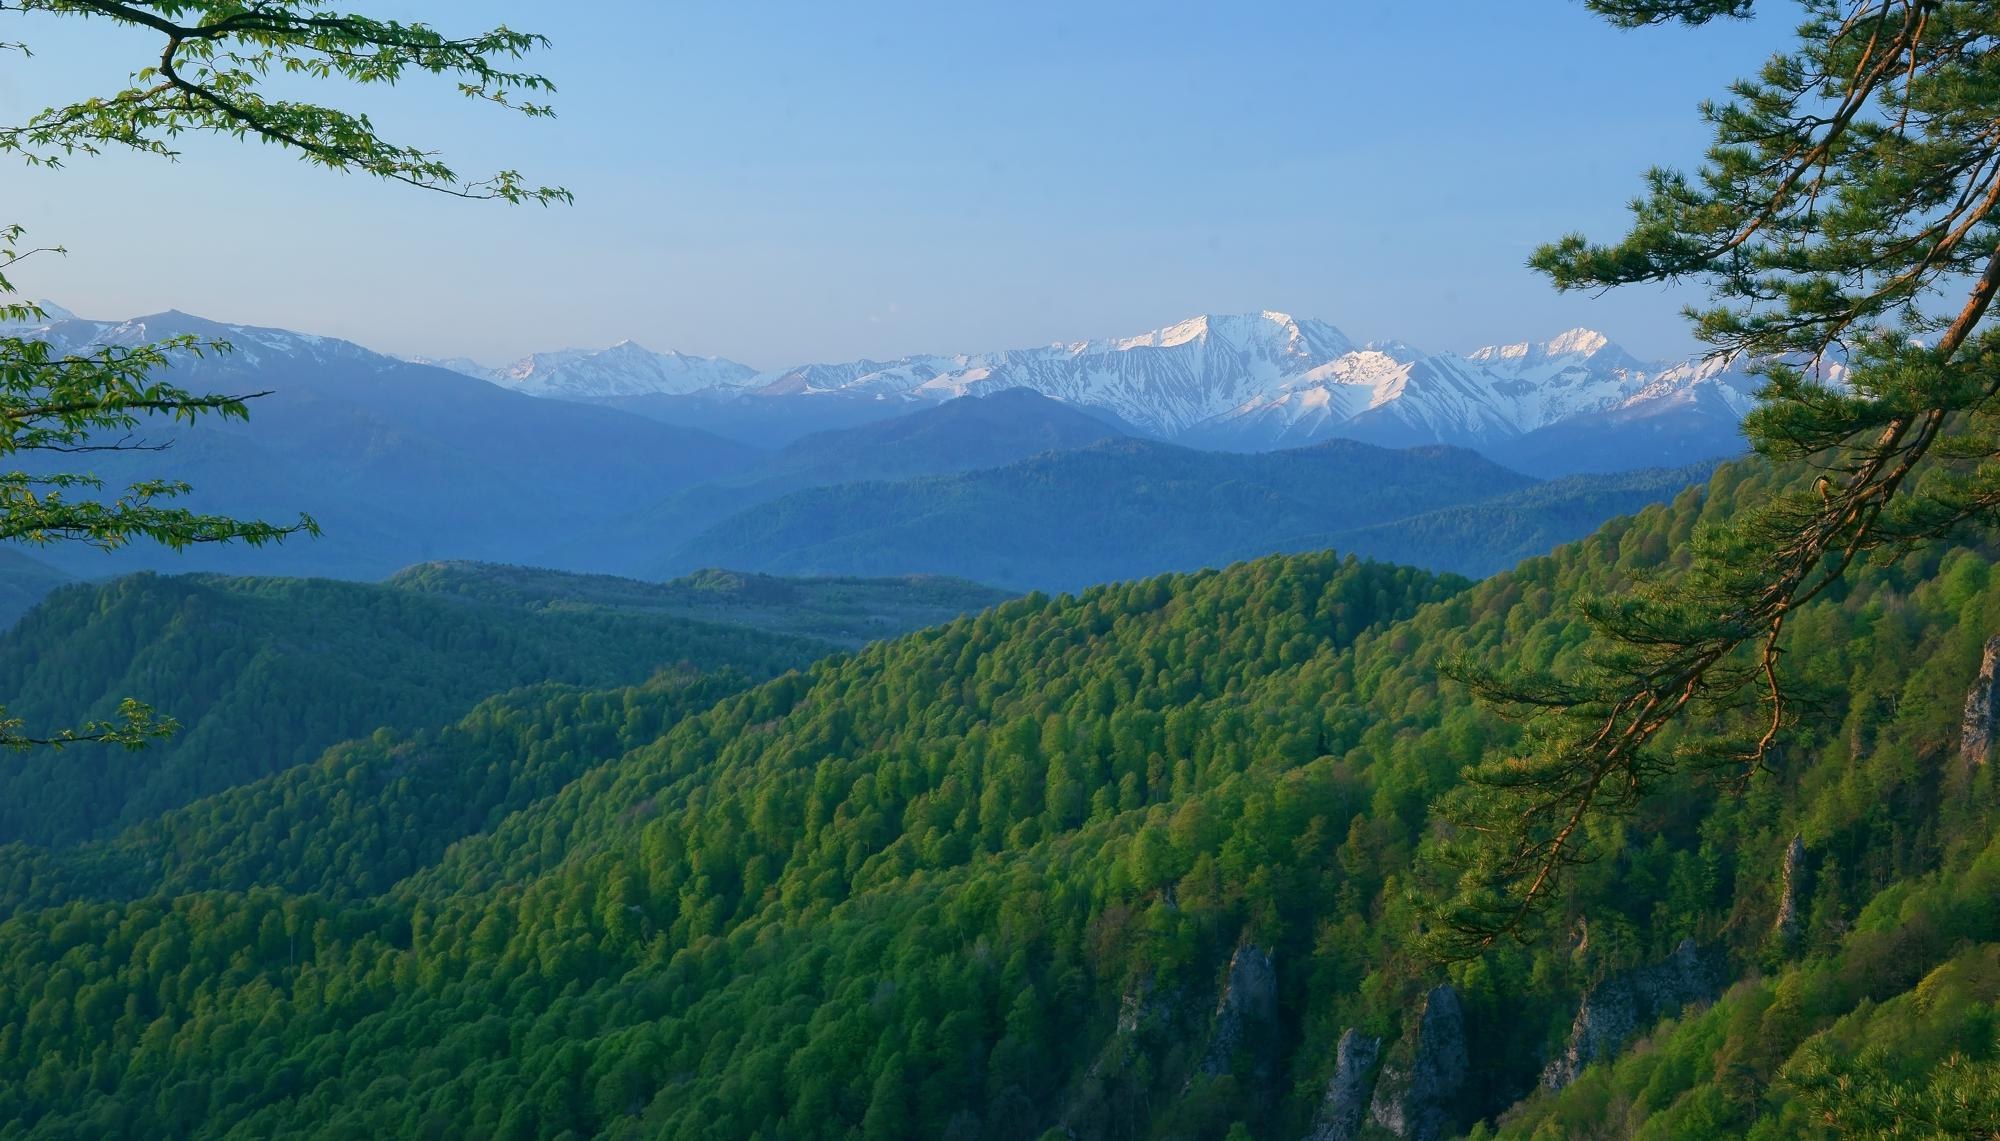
[0,561,999,847]
[0,461,1992,1137]
[660,436,1644,590]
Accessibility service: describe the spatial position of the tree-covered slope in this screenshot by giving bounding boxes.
[0,462,1996,1139]
[546,388,1127,574]
[0,571,835,848]
[1313,462,1719,578]
[665,436,1539,590]
[0,669,759,915]
[384,561,1012,648]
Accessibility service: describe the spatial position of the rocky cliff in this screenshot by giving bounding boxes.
[1304,1027,1382,1141]
[1542,937,1721,1090]
[1367,984,1470,1141]
[1774,836,1810,948]
[1961,634,2000,770]
[1199,943,1278,1078]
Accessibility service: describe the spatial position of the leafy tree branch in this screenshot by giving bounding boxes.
[0,0,566,749]
[1429,0,2000,956]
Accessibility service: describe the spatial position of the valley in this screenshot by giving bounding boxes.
[1,306,1740,592]
[0,460,1993,1138]
[5,3,1993,1136]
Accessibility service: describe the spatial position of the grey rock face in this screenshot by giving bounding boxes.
[1774,836,1809,946]
[1367,984,1469,1141]
[1084,974,1175,1085]
[1116,975,1159,1036]
[1963,635,2000,769]
[1199,944,1278,1076]
[1542,937,1720,1090]
[1304,1027,1382,1141]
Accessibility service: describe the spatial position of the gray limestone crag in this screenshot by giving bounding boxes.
[1303,1027,1382,1141]
[1963,635,2000,770]
[1542,937,1721,1091]
[1116,974,1168,1036]
[1082,974,1178,1085]
[1367,984,1470,1141]
[1198,943,1278,1077]
[1774,836,1809,946]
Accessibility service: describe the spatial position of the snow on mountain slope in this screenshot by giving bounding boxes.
[896,312,1359,437]
[489,341,761,399]
[0,299,75,329]
[12,300,1768,460]
[1173,322,1759,451]
[7,307,388,374]
[404,355,493,378]
[446,312,1769,455]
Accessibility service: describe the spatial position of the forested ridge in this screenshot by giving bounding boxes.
[665,437,1553,589]
[0,458,1994,1137]
[0,564,991,849]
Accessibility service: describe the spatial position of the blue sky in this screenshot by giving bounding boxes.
[1,2,1790,367]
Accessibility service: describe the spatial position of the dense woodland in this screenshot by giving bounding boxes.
[0,566,1000,849]
[0,457,1992,1137]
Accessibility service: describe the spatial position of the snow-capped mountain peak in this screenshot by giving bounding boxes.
[1361,338,1426,364]
[1545,327,1613,357]
[1467,327,1629,368]
[420,310,1758,463]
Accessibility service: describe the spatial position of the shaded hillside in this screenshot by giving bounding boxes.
[1,463,1996,1138]
[1482,384,1748,477]
[0,547,70,631]
[592,387,913,447]
[0,571,832,847]
[1315,462,1719,577]
[387,561,1012,647]
[20,312,759,581]
[552,388,1128,573]
[665,436,1539,590]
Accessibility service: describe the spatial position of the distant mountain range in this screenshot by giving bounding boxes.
[416,341,759,398]
[660,436,1714,591]
[7,308,756,579]
[0,302,1739,590]
[425,310,1777,472]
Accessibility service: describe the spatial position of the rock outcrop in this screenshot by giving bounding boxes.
[1367,984,1469,1141]
[1962,635,2000,770]
[1115,975,1166,1036]
[1198,943,1278,1077]
[1542,937,1720,1090]
[1304,1028,1382,1141]
[1082,973,1177,1086]
[1774,836,1809,947]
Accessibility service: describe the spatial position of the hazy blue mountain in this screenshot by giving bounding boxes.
[1482,383,1751,476]
[15,311,761,580]
[474,312,1764,461]
[550,388,1128,573]
[1316,462,1720,576]
[664,437,1540,591]
[589,389,913,447]
[386,561,1012,648]
[0,547,71,631]
[7,307,1748,590]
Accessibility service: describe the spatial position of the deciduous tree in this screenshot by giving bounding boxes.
[0,1,566,747]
